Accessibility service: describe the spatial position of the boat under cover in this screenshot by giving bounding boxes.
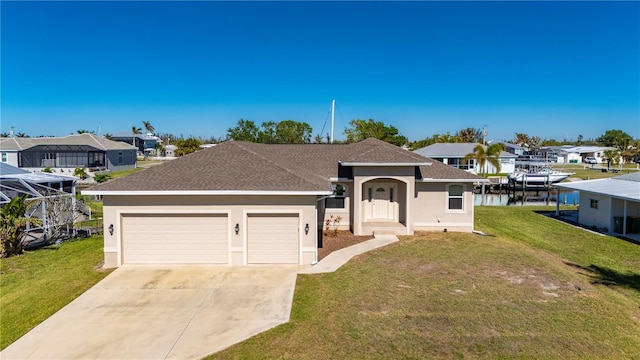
[508,168,574,185]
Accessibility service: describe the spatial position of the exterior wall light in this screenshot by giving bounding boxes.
[108,224,114,236]
[235,223,240,235]
[304,223,310,235]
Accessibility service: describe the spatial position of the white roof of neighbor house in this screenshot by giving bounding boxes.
[0,134,136,151]
[554,172,640,202]
[413,143,516,158]
[0,163,76,183]
[498,142,525,151]
[544,145,615,154]
[112,132,160,141]
[0,162,29,175]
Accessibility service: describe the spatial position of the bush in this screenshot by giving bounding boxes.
[94,174,111,183]
[73,167,88,180]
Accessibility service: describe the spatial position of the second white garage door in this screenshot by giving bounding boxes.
[122,214,229,264]
[247,214,299,264]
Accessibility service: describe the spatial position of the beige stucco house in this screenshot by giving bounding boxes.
[83,138,483,268]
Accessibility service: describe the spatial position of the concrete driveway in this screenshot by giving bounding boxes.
[2,265,298,360]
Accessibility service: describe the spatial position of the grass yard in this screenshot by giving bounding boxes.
[107,167,145,180]
[0,236,112,350]
[552,164,639,180]
[211,207,640,359]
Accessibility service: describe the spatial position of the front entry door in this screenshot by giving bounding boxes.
[372,186,390,220]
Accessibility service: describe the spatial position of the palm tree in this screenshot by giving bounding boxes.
[463,143,504,177]
[1,195,39,258]
[154,142,165,157]
[603,149,621,169]
[514,133,530,150]
[142,121,155,135]
[456,127,482,143]
[132,126,142,150]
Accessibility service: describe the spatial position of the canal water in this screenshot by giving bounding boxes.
[474,190,580,206]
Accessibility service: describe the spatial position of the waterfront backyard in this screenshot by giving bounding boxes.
[2,207,639,359]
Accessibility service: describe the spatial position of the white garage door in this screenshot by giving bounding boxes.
[122,214,228,264]
[247,214,299,264]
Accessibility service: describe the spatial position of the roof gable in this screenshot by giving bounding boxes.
[342,138,431,165]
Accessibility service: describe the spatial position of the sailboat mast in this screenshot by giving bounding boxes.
[330,99,335,144]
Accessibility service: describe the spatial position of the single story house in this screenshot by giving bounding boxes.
[535,146,615,164]
[413,143,517,175]
[0,134,137,173]
[554,172,640,237]
[83,138,484,268]
[498,142,526,156]
[111,132,161,155]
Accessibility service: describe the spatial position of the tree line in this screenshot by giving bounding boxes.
[3,119,638,160]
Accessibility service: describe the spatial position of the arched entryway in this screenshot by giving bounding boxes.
[359,178,409,235]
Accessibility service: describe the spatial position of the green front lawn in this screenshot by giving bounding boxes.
[2,207,639,358]
[212,207,640,359]
[0,237,112,350]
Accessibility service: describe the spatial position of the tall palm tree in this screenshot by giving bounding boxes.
[456,127,482,143]
[132,126,142,149]
[142,121,155,134]
[514,133,531,148]
[463,143,504,177]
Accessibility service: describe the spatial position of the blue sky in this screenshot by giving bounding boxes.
[2,1,639,142]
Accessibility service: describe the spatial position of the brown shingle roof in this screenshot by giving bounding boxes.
[85,138,481,193]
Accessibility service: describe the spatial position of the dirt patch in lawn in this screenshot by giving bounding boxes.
[318,231,374,260]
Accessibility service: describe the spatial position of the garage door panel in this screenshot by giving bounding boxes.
[248,215,299,264]
[122,214,228,264]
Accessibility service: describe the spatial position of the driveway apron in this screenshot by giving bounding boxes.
[1,265,298,360]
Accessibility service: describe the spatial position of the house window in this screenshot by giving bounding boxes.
[590,199,598,209]
[118,151,123,164]
[1,153,6,162]
[326,184,347,209]
[448,185,464,211]
[390,188,394,202]
[448,158,474,171]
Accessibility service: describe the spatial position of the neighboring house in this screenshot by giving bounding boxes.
[554,172,640,237]
[83,138,484,268]
[535,146,615,164]
[498,142,526,156]
[413,143,517,175]
[0,134,137,173]
[111,132,160,155]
